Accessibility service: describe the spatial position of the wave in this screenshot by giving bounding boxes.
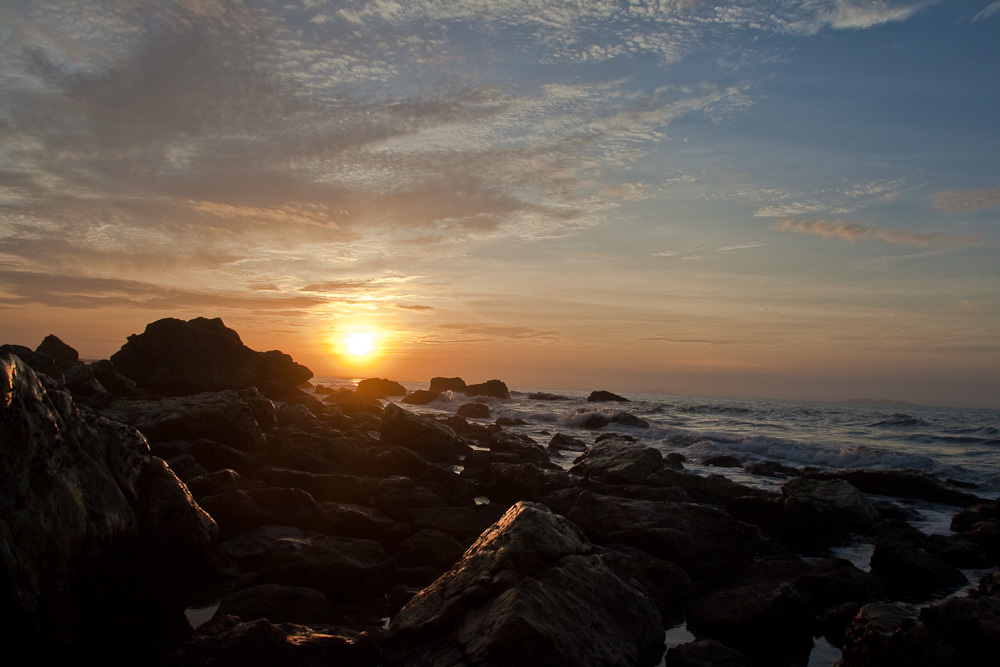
[869,413,929,428]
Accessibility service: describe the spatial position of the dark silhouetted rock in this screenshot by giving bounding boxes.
[570,437,664,484]
[484,462,574,503]
[35,334,79,368]
[387,502,664,667]
[380,403,469,464]
[463,379,510,399]
[727,494,846,552]
[356,377,406,397]
[429,377,466,392]
[264,431,367,475]
[110,317,312,399]
[665,639,753,667]
[88,359,142,396]
[588,389,630,402]
[199,487,323,540]
[548,432,588,452]
[703,455,742,468]
[804,469,986,507]
[457,402,490,418]
[783,477,881,531]
[0,352,217,657]
[217,525,395,603]
[214,583,333,625]
[528,392,570,401]
[744,460,801,478]
[870,535,968,600]
[402,389,441,405]
[395,529,467,572]
[646,468,768,505]
[564,490,769,580]
[100,390,269,450]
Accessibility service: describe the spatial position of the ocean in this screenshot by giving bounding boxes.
[314,378,1000,666]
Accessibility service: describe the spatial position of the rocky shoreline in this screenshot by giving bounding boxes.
[2,317,999,666]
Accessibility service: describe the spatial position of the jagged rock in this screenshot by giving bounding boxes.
[804,469,986,507]
[870,536,968,600]
[464,379,510,399]
[587,389,630,402]
[217,525,395,603]
[88,359,142,396]
[563,490,770,580]
[380,403,469,464]
[356,378,406,397]
[110,317,312,399]
[726,494,847,552]
[686,582,815,664]
[35,334,79,368]
[0,343,65,382]
[489,430,551,465]
[429,376,466,392]
[387,502,665,667]
[783,477,881,531]
[484,462,574,503]
[570,437,664,484]
[99,390,269,450]
[0,352,217,656]
[402,389,441,405]
[528,392,570,401]
[457,402,490,418]
[264,431,367,475]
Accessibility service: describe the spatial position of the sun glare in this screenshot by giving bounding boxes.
[344,331,376,357]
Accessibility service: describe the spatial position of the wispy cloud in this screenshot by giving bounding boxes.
[974,2,1000,21]
[774,219,981,247]
[931,186,1000,214]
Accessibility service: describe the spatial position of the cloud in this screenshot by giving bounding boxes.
[717,242,768,252]
[773,219,981,247]
[931,186,1000,214]
[974,2,1000,21]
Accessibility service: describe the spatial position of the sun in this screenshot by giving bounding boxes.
[344,331,376,358]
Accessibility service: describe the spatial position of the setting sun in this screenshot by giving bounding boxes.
[344,331,376,358]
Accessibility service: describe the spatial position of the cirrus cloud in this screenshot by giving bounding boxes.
[773,218,981,247]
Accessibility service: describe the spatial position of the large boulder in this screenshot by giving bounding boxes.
[570,436,664,484]
[99,389,272,450]
[109,317,312,399]
[430,376,466,392]
[0,352,217,657]
[357,378,407,397]
[463,379,510,399]
[588,390,630,402]
[387,501,665,666]
[562,491,770,580]
[380,404,469,464]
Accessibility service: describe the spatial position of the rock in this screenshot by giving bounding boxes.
[0,352,217,656]
[686,582,815,664]
[703,455,741,468]
[587,389,630,402]
[64,363,107,397]
[99,390,269,450]
[463,379,510,399]
[217,525,396,603]
[726,494,847,552]
[782,477,881,531]
[870,537,968,600]
[646,468,768,505]
[489,430,551,466]
[276,402,318,428]
[387,502,665,667]
[664,639,753,667]
[257,468,367,504]
[0,343,66,382]
[570,437,664,484]
[804,469,986,507]
[563,491,769,580]
[188,438,259,475]
[160,615,382,667]
[395,529,467,572]
[547,432,588,452]
[214,583,333,625]
[410,504,510,545]
[951,499,1000,532]
[198,487,324,540]
[264,431,367,475]
[457,402,490,418]
[110,317,312,399]
[839,596,1000,667]
[367,446,432,478]
[88,359,142,396]
[484,462,574,503]
[429,377,466,392]
[743,460,800,478]
[380,403,469,464]
[527,392,570,400]
[402,389,441,405]
[356,377,406,397]
[35,334,79,368]
[372,476,449,522]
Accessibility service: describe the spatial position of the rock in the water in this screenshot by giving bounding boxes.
[110,317,312,399]
[547,432,588,452]
[805,469,985,507]
[35,334,79,368]
[387,501,665,667]
[0,352,217,656]
[587,389,630,402]
[463,379,510,399]
[429,376,466,392]
[402,389,441,405]
[213,583,334,625]
[783,477,881,531]
[356,377,407,397]
[457,402,490,419]
[380,403,469,464]
[570,436,664,484]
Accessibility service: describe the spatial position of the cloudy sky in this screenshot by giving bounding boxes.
[1,0,998,407]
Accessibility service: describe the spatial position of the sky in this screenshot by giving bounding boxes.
[1,1,998,408]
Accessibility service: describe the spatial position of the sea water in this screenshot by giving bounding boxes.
[314,378,1000,665]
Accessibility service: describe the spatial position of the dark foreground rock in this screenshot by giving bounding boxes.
[110,317,312,399]
[463,379,510,399]
[0,352,217,657]
[387,501,665,667]
[429,376,466,392]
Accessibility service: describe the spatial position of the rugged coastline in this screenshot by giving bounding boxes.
[2,317,999,666]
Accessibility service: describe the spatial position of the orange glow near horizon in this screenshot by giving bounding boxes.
[330,324,387,367]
